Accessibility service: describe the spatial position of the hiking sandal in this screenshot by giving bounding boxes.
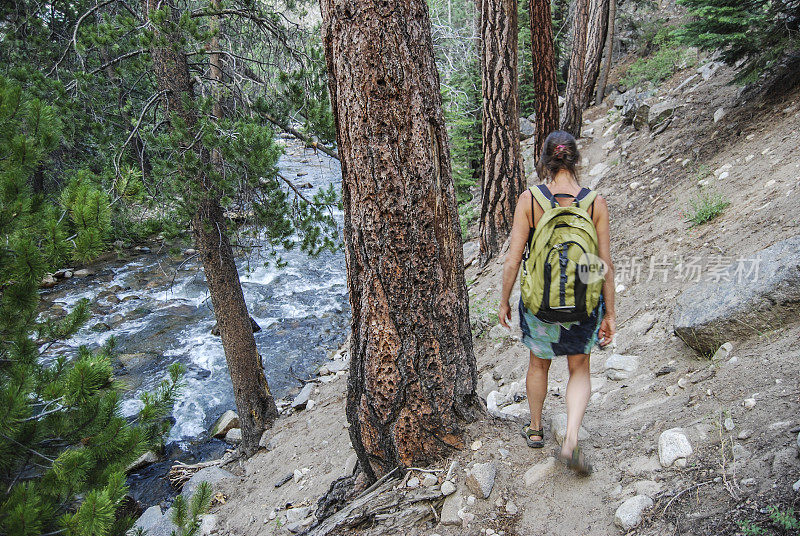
[553,445,594,476]
[521,425,545,448]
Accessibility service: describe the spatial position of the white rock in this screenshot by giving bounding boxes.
[523,457,556,487]
[471,440,483,451]
[440,494,462,525]
[306,399,315,411]
[744,398,756,409]
[723,417,735,431]
[488,323,512,340]
[441,480,457,496]
[614,495,653,530]
[210,410,239,438]
[713,107,726,123]
[284,506,309,525]
[465,462,497,499]
[293,469,303,483]
[499,402,530,422]
[445,460,460,482]
[590,162,609,177]
[712,342,733,361]
[658,428,693,467]
[615,283,626,293]
[604,354,639,380]
[407,477,420,488]
[505,500,518,515]
[466,495,476,506]
[718,171,729,180]
[422,473,438,487]
[629,181,641,190]
[198,514,217,536]
[291,383,314,409]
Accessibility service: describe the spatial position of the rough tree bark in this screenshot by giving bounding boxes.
[478,0,526,264]
[560,0,589,137]
[529,0,560,164]
[320,0,480,482]
[594,0,616,104]
[142,0,277,455]
[581,0,610,106]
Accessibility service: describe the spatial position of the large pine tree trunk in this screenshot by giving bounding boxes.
[581,0,610,107]
[560,0,589,137]
[320,0,480,482]
[478,0,526,264]
[594,0,616,104]
[142,0,277,456]
[529,0,560,164]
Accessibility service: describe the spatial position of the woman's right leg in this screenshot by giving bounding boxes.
[526,351,551,438]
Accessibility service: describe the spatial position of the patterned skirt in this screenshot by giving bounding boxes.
[518,295,605,359]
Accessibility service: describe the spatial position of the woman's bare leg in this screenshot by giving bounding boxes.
[526,351,551,439]
[562,353,591,457]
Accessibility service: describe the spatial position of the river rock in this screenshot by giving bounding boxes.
[465,462,497,499]
[551,413,588,445]
[658,428,693,467]
[519,117,535,140]
[73,268,91,277]
[648,100,678,128]
[182,467,236,500]
[210,410,240,438]
[441,480,457,496]
[604,354,638,380]
[673,235,800,353]
[291,383,314,409]
[126,450,159,473]
[614,495,653,531]
[224,427,242,443]
[130,505,163,534]
[118,352,154,371]
[422,473,438,487]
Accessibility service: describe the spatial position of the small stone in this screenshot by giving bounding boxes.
[306,399,315,411]
[422,473,438,487]
[712,342,733,361]
[523,457,557,487]
[466,495,476,506]
[713,107,726,123]
[407,477,420,488]
[793,479,800,492]
[441,480,457,496]
[505,500,518,515]
[741,478,757,487]
[73,268,91,277]
[291,383,314,409]
[471,440,483,451]
[614,495,653,531]
[604,354,639,381]
[744,398,756,409]
[293,469,303,483]
[284,506,310,525]
[318,365,331,376]
[465,461,497,499]
[126,450,159,472]
[677,377,689,389]
[551,413,588,445]
[658,428,693,467]
[732,444,750,460]
[724,417,735,431]
[738,430,752,440]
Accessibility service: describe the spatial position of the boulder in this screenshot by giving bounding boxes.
[551,413,588,445]
[126,450,159,473]
[465,461,497,499]
[210,410,240,438]
[633,103,651,130]
[648,100,678,128]
[41,274,58,288]
[519,117,536,140]
[673,235,800,353]
[614,495,653,531]
[604,354,638,381]
[131,505,163,534]
[182,467,236,500]
[658,428,693,467]
[224,428,242,443]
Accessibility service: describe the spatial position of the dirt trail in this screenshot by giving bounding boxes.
[204,58,800,536]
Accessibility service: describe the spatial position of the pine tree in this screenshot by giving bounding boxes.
[0,77,183,536]
[675,0,799,81]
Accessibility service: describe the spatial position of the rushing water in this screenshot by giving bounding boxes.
[40,141,349,446]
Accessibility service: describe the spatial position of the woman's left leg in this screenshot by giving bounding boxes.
[562,353,591,458]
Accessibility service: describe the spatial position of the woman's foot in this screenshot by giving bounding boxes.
[554,445,593,476]
[521,425,545,448]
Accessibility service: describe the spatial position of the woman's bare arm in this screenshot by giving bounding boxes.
[499,191,533,327]
[593,195,616,345]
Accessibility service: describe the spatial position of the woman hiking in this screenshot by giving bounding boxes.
[498,130,616,476]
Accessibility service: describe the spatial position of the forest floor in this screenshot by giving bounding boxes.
[204,57,800,536]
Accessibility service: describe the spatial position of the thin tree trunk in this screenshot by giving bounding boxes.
[142,0,277,456]
[560,0,589,137]
[581,0,609,106]
[320,0,480,482]
[595,0,616,104]
[529,0,560,165]
[478,0,526,264]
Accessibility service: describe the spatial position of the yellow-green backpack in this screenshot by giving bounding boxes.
[520,185,605,322]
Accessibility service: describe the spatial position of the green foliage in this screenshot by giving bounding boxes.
[620,29,696,88]
[0,76,183,536]
[674,0,799,81]
[170,482,213,536]
[60,171,113,262]
[686,190,730,226]
[459,203,478,241]
[767,506,799,531]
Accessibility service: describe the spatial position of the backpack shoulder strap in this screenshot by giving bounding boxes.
[575,188,598,213]
[532,184,557,210]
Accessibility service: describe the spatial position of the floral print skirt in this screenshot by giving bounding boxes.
[518,295,605,359]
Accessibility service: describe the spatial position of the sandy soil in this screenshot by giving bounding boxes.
[205,57,800,536]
